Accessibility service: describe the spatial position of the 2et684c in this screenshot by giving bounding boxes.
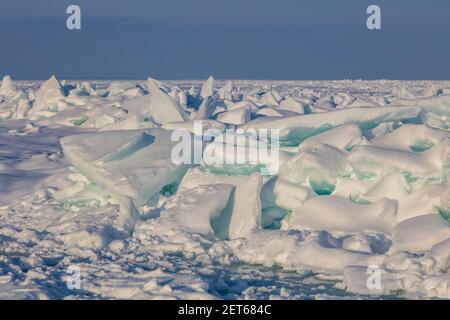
[222,304,272,316]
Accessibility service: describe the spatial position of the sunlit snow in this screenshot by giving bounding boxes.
[2,75,450,299]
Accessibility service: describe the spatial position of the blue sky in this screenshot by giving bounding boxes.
[0,0,449,79]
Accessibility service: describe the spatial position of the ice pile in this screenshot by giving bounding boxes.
[2,76,450,299]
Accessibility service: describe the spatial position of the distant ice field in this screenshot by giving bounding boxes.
[2,77,450,299]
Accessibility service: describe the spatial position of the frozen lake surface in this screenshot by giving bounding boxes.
[1,77,450,299]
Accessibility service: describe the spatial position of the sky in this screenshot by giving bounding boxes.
[0,0,449,80]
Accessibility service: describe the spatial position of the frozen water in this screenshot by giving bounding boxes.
[1,78,450,299]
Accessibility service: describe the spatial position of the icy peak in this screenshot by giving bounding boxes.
[40,75,63,95]
[218,81,235,100]
[147,78,188,124]
[200,75,215,99]
[27,75,65,120]
[0,75,17,95]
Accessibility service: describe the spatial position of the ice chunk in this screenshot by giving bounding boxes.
[60,129,196,232]
[38,75,64,97]
[370,124,450,152]
[278,96,305,114]
[0,75,17,96]
[146,78,187,106]
[159,184,234,237]
[108,81,139,96]
[396,185,450,222]
[390,214,450,253]
[299,124,365,151]
[347,141,450,177]
[334,92,354,108]
[216,106,250,125]
[284,196,398,236]
[226,229,384,274]
[34,103,124,129]
[28,75,65,119]
[218,81,235,100]
[228,173,263,239]
[313,97,336,111]
[14,100,31,119]
[178,167,247,192]
[273,177,314,210]
[61,129,190,208]
[360,174,409,203]
[394,94,450,117]
[278,144,353,194]
[243,106,422,146]
[225,100,257,112]
[332,177,377,200]
[147,79,188,124]
[203,133,289,176]
[194,96,217,120]
[255,107,285,118]
[200,76,215,99]
[254,91,280,107]
[346,96,382,108]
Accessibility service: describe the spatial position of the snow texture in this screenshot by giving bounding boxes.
[2,77,450,299]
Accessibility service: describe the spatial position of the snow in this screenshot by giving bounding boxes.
[390,214,450,253]
[0,75,17,96]
[157,184,234,237]
[278,96,305,114]
[3,78,450,300]
[162,120,226,135]
[272,177,313,210]
[283,196,397,237]
[218,81,235,100]
[243,105,422,146]
[216,106,250,125]
[28,75,65,120]
[146,79,188,124]
[194,96,217,120]
[278,143,353,193]
[299,124,366,151]
[60,129,191,231]
[227,173,263,239]
[221,229,384,275]
[200,76,215,99]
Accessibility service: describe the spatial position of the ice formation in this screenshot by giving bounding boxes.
[0,75,16,96]
[2,77,450,299]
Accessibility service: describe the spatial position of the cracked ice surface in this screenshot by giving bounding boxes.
[2,76,450,299]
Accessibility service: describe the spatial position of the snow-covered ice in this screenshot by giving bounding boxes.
[2,76,450,299]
